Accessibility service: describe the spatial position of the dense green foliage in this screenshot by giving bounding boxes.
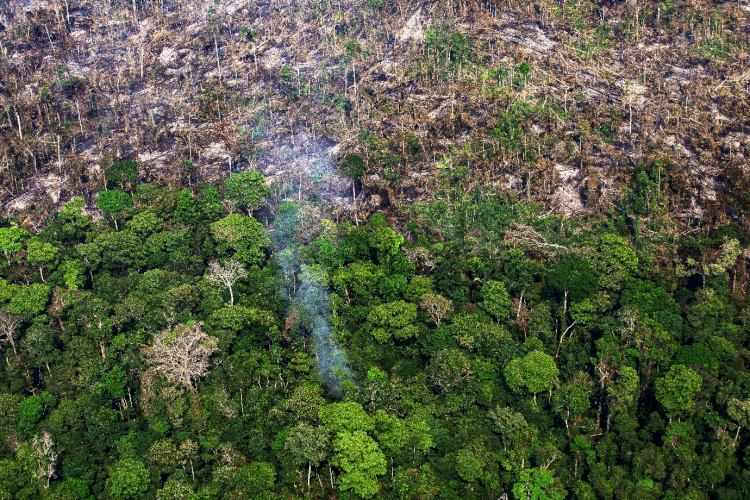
[0,179,749,500]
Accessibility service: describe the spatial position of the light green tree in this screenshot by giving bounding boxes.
[0,225,28,265]
[319,403,387,498]
[512,468,567,500]
[8,283,50,319]
[26,239,58,283]
[319,402,374,433]
[210,214,270,265]
[505,351,559,404]
[126,211,162,236]
[331,430,387,499]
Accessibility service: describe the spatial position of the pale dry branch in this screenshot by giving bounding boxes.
[503,223,567,252]
[206,259,248,307]
[420,293,452,325]
[143,322,218,390]
[0,310,23,355]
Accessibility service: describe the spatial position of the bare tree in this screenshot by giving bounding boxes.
[206,259,247,307]
[29,432,57,489]
[420,293,453,325]
[0,310,23,355]
[143,322,218,390]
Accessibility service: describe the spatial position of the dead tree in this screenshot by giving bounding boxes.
[420,293,453,325]
[143,322,218,390]
[206,259,248,307]
[30,432,57,489]
[0,310,23,356]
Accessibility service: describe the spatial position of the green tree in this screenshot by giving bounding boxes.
[552,372,594,430]
[95,190,133,230]
[331,430,387,499]
[0,225,28,265]
[285,423,331,486]
[0,458,38,499]
[173,189,200,227]
[127,211,163,236]
[224,170,270,215]
[654,364,702,421]
[393,465,438,500]
[8,283,50,319]
[582,233,637,291]
[606,366,639,430]
[489,406,529,451]
[18,392,56,438]
[427,349,473,392]
[367,300,418,343]
[479,280,511,321]
[374,410,433,467]
[319,402,386,498]
[505,351,559,404]
[157,477,196,500]
[52,197,91,242]
[210,214,270,265]
[26,238,58,282]
[62,259,85,290]
[106,458,150,500]
[456,443,490,483]
[727,398,750,444]
[226,462,275,499]
[146,439,181,475]
[545,258,599,309]
[512,468,567,500]
[107,160,138,191]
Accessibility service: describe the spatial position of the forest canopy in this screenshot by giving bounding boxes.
[0,174,748,500]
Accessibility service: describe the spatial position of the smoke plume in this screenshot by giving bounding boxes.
[270,139,354,396]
